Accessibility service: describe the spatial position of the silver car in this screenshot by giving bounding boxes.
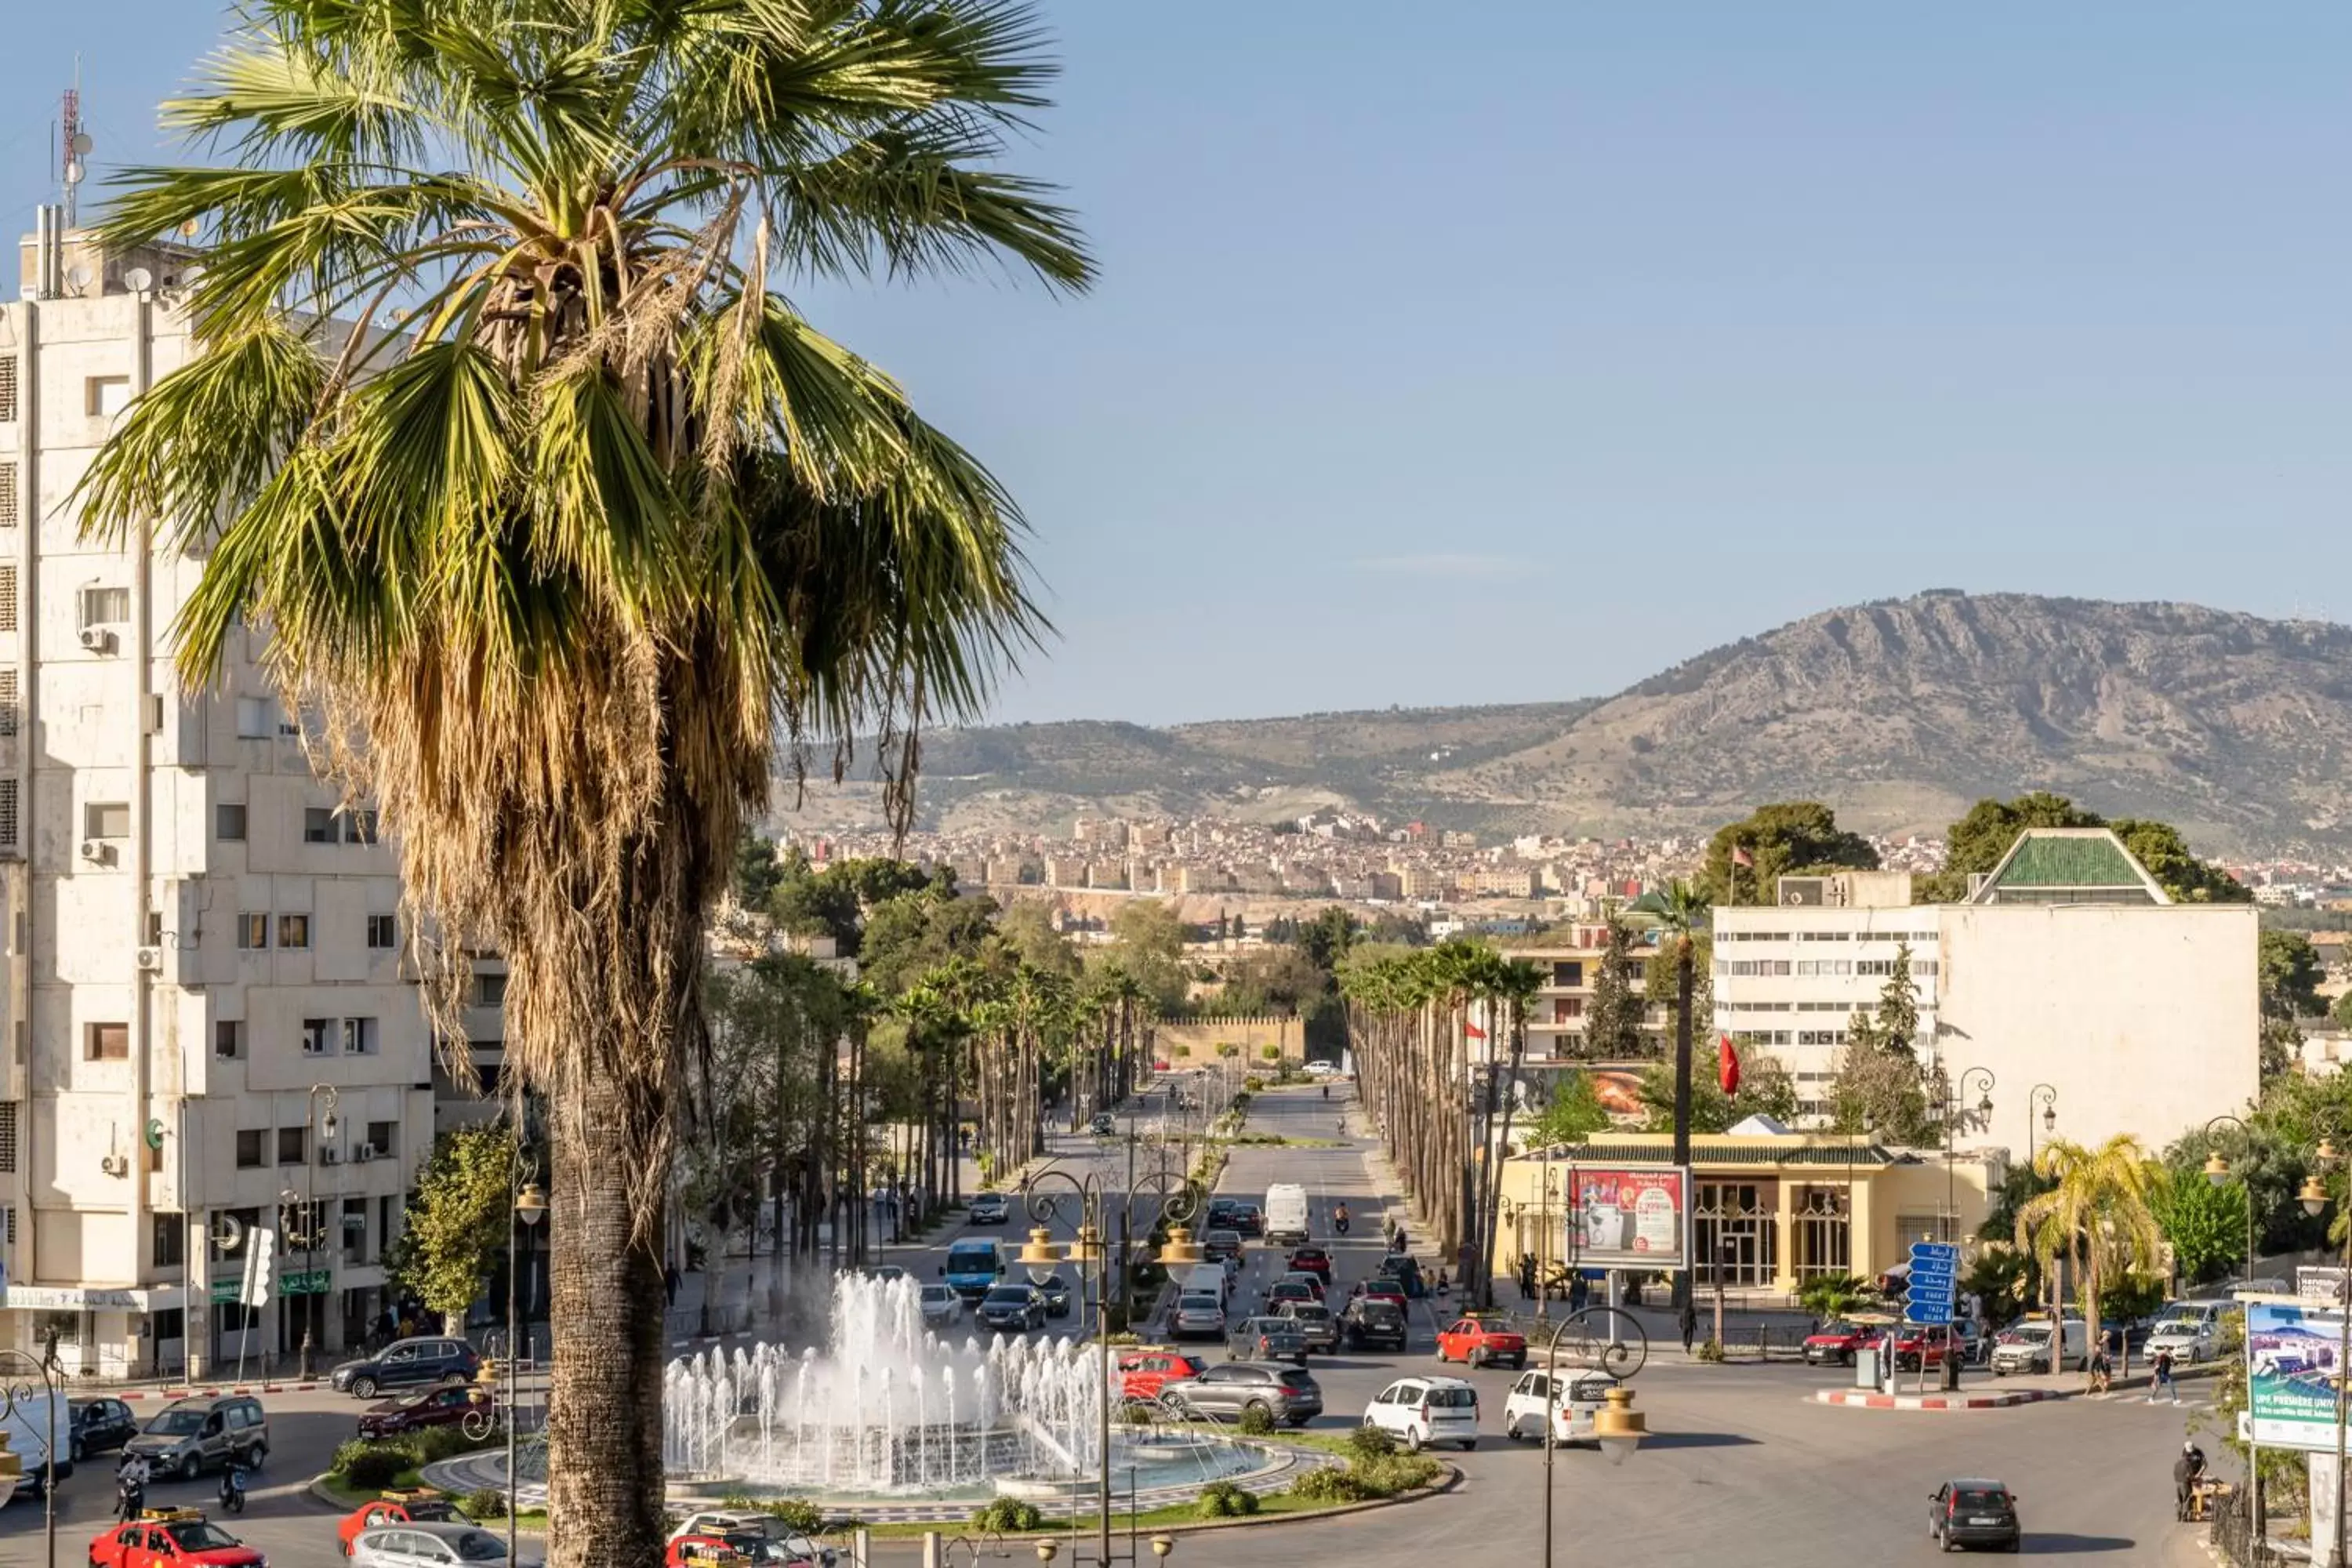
[919,1283,964,1328]
[1172,1290,1225,1341]
[352,1521,530,1567]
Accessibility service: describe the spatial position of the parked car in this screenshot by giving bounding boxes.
[332,1338,481,1399]
[1436,1314,1527,1370]
[1502,1368,1618,1446]
[1285,1247,1334,1283]
[1363,1376,1481,1453]
[126,1394,270,1480]
[340,1493,466,1555]
[67,1396,138,1461]
[352,1519,525,1566]
[1172,1291,1227,1341]
[358,1382,492,1439]
[978,1284,1046,1333]
[1990,1317,2087,1377]
[1341,1298,1410,1352]
[88,1510,265,1568]
[666,1512,834,1565]
[2149,1300,2236,1363]
[1036,1273,1075,1319]
[1892,1326,1957,1372]
[1303,1061,1338,1077]
[967,1193,1011,1226]
[1802,1319,1873,1367]
[1927,1478,2022,1554]
[1276,1301,1339,1354]
[1227,1316,1309,1367]
[919,1283,965,1329]
[1157,1362,1323,1427]
[1116,1349,1206,1403]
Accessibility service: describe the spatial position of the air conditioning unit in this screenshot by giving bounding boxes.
[319,1146,342,1165]
[78,626,115,653]
[134,946,161,971]
[79,840,117,866]
[354,1143,379,1163]
[98,1152,128,1178]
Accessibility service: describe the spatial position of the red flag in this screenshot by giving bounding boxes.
[1718,1033,1740,1095]
[1730,844,1754,868]
[1464,1021,1487,1040]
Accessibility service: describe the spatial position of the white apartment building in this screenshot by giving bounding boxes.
[1,220,437,1379]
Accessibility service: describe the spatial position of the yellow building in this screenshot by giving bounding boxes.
[1490,1131,2001,1296]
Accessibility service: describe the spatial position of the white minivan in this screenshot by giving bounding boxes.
[1184,1262,1233,1306]
[1502,1368,1617,1446]
[1362,1375,1480,1452]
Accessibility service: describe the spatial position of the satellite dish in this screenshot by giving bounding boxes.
[64,264,91,294]
[69,132,92,156]
[209,1214,245,1252]
[123,267,154,292]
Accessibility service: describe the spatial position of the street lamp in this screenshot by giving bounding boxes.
[0,1348,62,1568]
[506,1166,546,1564]
[296,1083,339,1379]
[1539,1306,1649,1568]
[2027,1084,2057,1168]
[1022,1160,1200,1568]
[1942,1068,1993,1246]
[2199,1114,2260,1291]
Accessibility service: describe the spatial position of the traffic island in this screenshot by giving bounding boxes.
[1813,1387,2060,1411]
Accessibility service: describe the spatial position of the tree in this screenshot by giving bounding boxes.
[1699,802,1878,906]
[387,1124,521,1334]
[1526,1073,1613,1149]
[2015,1136,2166,1384]
[1874,942,1922,1058]
[1635,1054,1798,1134]
[2259,931,2325,1022]
[1109,900,1191,1012]
[1922,793,2100,901]
[1582,916,1648,1059]
[2154,1169,2250,1287]
[1825,1044,1936,1146]
[80,9,1089,1563]
[2109,820,2252,904]
[731,832,784,912]
[1294,906,1360,974]
[1211,946,1328,1016]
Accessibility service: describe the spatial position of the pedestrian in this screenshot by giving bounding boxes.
[1678,1300,1697,1355]
[1568,1273,1589,1316]
[665,1262,681,1308]
[2152,1347,2179,1404]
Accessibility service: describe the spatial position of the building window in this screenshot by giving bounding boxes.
[234,1131,263,1169]
[299,1018,332,1056]
[145,910,162,946]
[0,358,16,423]
[85,376,131,419]
[0,464,13,532]
[0,778,18,851]
[215,804,247,841]
[1551,961,1584,987]
[82,802,129,840]
[215,1020,242,1059]
[278,913,310,949]
[234,696,277,739]
[365,1120,397,1160]
[342,1197,368,1262]
[0,566,16,633]
[277,1126,307,1165]
[0,669,16,738]
[470,973,508,1007]
[0,1102,15,1173]
[365,914,397,949]
[152,1213,185,1268]
[78,585,130,626]
[85,1022,128,1060]
[237,913,269,950]
[303,808,336,844]
[344,810,379,845]
[342,1016,378,1056]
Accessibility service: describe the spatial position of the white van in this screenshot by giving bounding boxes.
[1184,1262,1232,1306]
[1990,1317,2087,1376]
[1265,1184,1311,1246]
[0,1392,68,1501]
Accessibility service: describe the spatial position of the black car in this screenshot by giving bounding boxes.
[978,1284,1046,1332]
[1276,1301,1339,1354]
[1231,1203,1265,1239]
[968,1193,1011,1226]
[1037,1273,1075,1318]
[1205,1198,1243,1232]
[1201,1229,1243,1265]
[330,1335,481,1399]
[1929,1478,2022,1553]
[1342,1298,1409,1352]
[1227,1315,1309,1367]
[69,1397,136,1461]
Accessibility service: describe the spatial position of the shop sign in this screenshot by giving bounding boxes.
[279,1269,332,1296]
[5,1285,151,1311]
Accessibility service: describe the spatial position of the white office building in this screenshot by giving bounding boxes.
[0,219,435,1378]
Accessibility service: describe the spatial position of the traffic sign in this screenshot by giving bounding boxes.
[1905,1300,1955,1326]
[1910,1241,1961,1268]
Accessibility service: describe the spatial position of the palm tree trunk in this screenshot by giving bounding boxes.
[1671,937,1695,1310]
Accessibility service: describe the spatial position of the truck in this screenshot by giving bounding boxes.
[1264,1184,1311,1247]
[942,1240,1004,1301]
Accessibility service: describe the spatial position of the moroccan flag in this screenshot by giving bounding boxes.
[1464,1021,1487,1040]
[1718,1034,1741,1095]
[1731,844,1754,868]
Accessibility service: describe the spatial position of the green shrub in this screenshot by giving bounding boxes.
[331,1439,413,1489]
[1694,1338,1726,1363]
[1236,1404,1277,1436]
[1287,1466,1370,1504]
[412,1424,499,1464]
[970,1499,1044,1534]
[1242,1076,1267,1093]
[1352,1454,1441,1497]
[1261,1045,1281,1061]
[459,1490,507,1523]
[1345,1425,1397,1461]
[1196,1479,1260,1519]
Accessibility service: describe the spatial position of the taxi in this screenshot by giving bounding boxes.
[89,1508,267,1568]
[1436,1313,1528,1369]
[1115,1347,1205,1402]
[668,1533,825,1567]
[337,1488,462,1555]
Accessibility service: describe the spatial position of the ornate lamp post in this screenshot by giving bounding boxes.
[2198,1114,2261,1291]
[297,1083,339,1378]
[1018,1160,1200,1568]
[1538,1307,1650,1568]
[2027,1085,2057,1169]
[0,1348,62,1568]
[506,1167,546,1563]
[1941,1068,1993,1247]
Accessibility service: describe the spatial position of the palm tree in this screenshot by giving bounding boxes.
[78,6,1087,1563]
[2015,1135,2165,1384]
[1654,880,1709,1308]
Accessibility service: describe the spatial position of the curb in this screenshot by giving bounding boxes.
[1813,1388,2059,1411]
[120,1384,322,1399]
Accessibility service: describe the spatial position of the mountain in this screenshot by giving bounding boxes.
[783,593,2352,856]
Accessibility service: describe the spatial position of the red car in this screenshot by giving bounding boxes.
[1436,1315,1528,1369]
[338,1490,463,1553]
[356,1381,491,1438]
[1351,1279,1408,1310]
[90,1511,264,1568]
[1802,1320,1874,1367]
[1893,1327,1957,1371]
[1116,1348,1205,1402]
[1286,1247,1334,1283]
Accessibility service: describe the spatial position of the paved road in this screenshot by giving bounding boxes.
[0,1078,2213,1567]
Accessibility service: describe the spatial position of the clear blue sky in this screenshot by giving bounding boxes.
[10,3,2351,725]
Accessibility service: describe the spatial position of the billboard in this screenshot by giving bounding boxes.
[1566,1163,1690,1272]
[2247,1298,2351,1451]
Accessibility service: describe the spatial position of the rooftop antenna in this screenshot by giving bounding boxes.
[62,66,90,228]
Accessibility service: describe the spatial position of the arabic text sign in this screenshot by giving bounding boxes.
[1567,1165,1690,1272]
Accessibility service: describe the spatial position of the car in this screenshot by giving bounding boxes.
[1200,1229,1243,1265]
[1303,1061,1337,1077]
[666,1513,836,1565]
[918,1283,965,1329]
[1928,1478,2022,1553]
[332,1338,481,1399]
[1893,1327,1956,1372]
[1157,1362,1323,1427]
[1436,1315,1527,1370]
[1375,1254,1428,1298]
[1285,1247,1334,1284]
[978,1283,1045,1332]
[1363,1376,1481,1453]
[1502,1368,1619,1445]
[869,1265,908,1285]
[1348,1279,1410,1312]
[1089,1113,1116,1136]
[340,1491,466,1555]
[1036,1274,1075,1319]
[1230,1203,1265,1239]
[90,1511,267,1568]
[68,1396,138,1461]
[665,1530,827,1566]
[1116,1349,1206,1403]
[1276,1301,1339,1354]
[1341,1298,1410,1352]
[1204,1198,1243,1232]
[1171,1291,1227,1341]
[1802,1319,1873,1366]
[352,1519,525,1566]
[967,1193,1011,1226]
[1227,1316,1309,1367]
[1267,1277,1323,1311]
[358,1382,492,1439]
[125,1395,269,1481]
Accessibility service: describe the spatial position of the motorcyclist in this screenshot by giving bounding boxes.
[219,1454,249,1513]
[1333,1203,1350,1235]
[115,1451,150,1521]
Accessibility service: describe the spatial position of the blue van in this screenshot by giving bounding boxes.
[943,1240,1004,1300]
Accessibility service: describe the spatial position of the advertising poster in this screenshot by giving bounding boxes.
[2246,1298,2351,1451]
[1568,1164,1690,1272]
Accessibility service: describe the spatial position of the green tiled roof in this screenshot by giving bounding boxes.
[1985,830,2158,898]
[1523,1141,1896,1168]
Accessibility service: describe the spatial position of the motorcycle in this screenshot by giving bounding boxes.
[1333,1209,1351,1236]
[219,1461,248,1515]
[116,1478,145,1523]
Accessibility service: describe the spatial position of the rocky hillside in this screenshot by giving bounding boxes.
[786,593,2352,855]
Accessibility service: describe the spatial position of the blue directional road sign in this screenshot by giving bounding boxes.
[1906,1241,1960,1326]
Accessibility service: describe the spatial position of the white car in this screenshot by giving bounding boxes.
[1303,1062,1337,1078]
[1362,1375,1480,1453]
[2147,1321,2216,1363]
[1501,1367,1617,1446]
[353,1521,530,1566]
[919,1283,964,1329]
